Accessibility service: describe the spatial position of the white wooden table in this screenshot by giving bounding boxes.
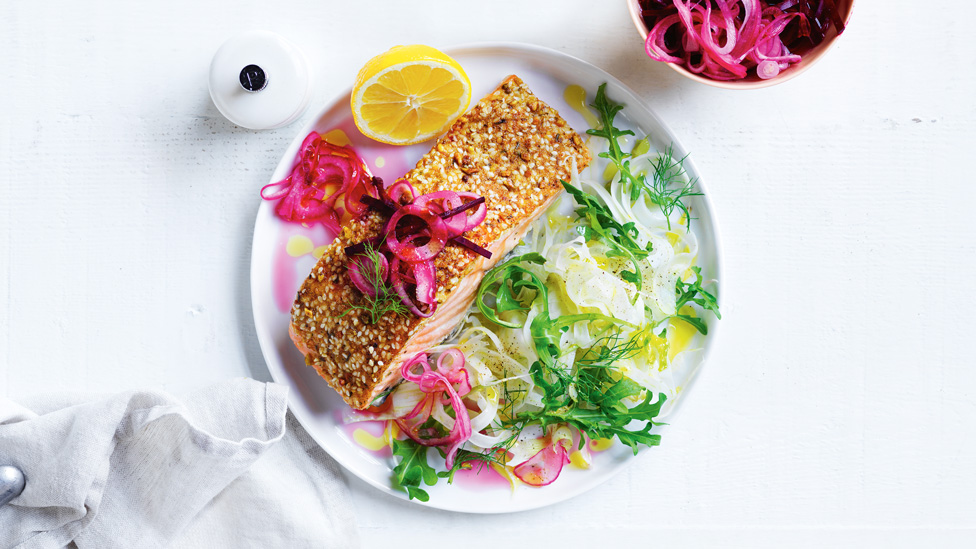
[2,1,973,546]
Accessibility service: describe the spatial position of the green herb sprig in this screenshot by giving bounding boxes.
[645,145,702,230]
[339,242,408,324]
[672,266,721,335]
[391,438,440,502]
[586,83,701,231]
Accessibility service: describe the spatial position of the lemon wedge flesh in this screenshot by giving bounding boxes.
[351,45,471,145]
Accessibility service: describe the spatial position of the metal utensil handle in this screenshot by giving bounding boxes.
[0,465,26,506]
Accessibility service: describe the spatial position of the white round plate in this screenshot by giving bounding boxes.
[251,43,722,513]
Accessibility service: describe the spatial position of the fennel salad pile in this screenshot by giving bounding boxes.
[352,84,720,501]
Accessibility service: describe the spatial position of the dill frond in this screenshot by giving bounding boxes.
[339,241,409,324]
[643,145,702,231]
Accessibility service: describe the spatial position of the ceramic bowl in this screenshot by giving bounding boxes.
[628,0,854,89]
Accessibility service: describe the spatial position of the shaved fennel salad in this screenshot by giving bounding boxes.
[350,84,720,501]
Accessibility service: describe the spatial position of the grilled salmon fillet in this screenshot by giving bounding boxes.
[289,75,591,409]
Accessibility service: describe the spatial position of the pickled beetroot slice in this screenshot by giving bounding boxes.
[449,235,492,259]
[416,191,488,236]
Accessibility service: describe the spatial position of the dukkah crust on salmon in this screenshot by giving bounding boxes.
[289,75,591,409]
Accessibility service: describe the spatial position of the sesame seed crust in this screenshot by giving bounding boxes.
[290,75,591,409]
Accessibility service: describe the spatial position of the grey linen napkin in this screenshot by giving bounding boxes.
[0,379,360,548]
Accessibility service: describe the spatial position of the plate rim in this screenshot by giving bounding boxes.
[249,40,725,513]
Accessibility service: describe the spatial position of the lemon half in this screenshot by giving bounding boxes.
[351,45,471,145]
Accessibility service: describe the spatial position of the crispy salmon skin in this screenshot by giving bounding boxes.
[289,75,591,409]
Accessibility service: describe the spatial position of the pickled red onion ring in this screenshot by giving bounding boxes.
[396,352,473,468]
[415,191,465,235]
[413,259,437,305]
[343,174,380,217]
[387,180,418,206]
[390,256,436,317]
[385,205,449,262]
[334,167,489,318]
[644,14,684,63]
[260,131,374,232]
[434,348,472,395]
[453,193,488,232]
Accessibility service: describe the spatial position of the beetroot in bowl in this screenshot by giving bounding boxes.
[629,0,854,89]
